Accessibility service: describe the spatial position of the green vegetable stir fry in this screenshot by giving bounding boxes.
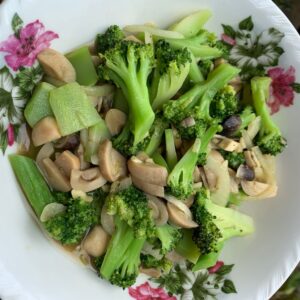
[10,9,285,295]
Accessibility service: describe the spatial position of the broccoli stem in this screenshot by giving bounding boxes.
[113,88,129,114]
[100,219,135,280]
[251,77,279,134]
[198,124,222,165]
[81,119,111,164]
[165,129,178,170]
[192,242,224,271]
[144,118,168,156]
[251,77,285,155]
[163,64,240,122]
[167,138,201,199]
[151,151,170,171]
[189,53,204,83]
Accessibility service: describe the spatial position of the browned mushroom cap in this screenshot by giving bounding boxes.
[42,158,71,192]
[105,109,127,136]
[147,195,168,226]
[98,139,127,182]
[131,175,165,198]
[167,202,198,229]
[128,156,168,186]
[70,168,107,192]
[32,117,62,147]
[82,225,110,257]
[36,143,55,174]
[101,202,115,235]
[55,150,80,178]
[241,180,270,197]
[37,48,76,83]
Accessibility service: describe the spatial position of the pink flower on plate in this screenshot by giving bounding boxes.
[7,124,15,146]
[208,261,224,274]
[128,282,176,300]
[0,20,58,71]
[267,66,296,114]
[221,34,236,46]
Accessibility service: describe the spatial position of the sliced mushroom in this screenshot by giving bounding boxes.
[37,48,76,83]
[241,180,270,197]
[147,195,168,226]
[228,168,239,194]
[183,195,194,208]
[55,150,80,178]
[203,166,218,191]
[206,152,230,207]
[40,202,66,222]
[101,203,115,235]
[128,156,168,186]
[131,175,164,198]
[105,109,127,136]
[82,225,110,257]
[71,189,93,203]
[167,202,198,229]
[172,127,182,149]
[98,139,127,182]
[70,168,107,192]
[54,134,80,151]
[36,143,55,173]
[218,138,240,152]
[140,267,161,278]
[240,130,254,149]
[229,76,242,93]
[91,55,101,67]
[214,58,227,68]
[42,158,71,192]
[32,117,62,147]
[209,149,225,163]
[124,35,143,43]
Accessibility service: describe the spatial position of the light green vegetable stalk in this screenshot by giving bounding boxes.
[168,10,212,37]
[9,155,55,217]
[49,82,101,136]
[66,46,98,86]
[80,119,111,164]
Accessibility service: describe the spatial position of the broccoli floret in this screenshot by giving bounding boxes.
[106,186,155,238]
[215,40,232,59]
[150,40,191,111]
[163,63,240,125]
[210,85,239,121]
[44,198,97,245]
[112,122,149,156]
[101,40,155,145]
[166,138,201,199]
[163,30,223,60]
[113,116,168,157]
[219,150,246,170]
[197,124,223,165]
[99,217,145,288]
[140,254,173,274]
[191,188,254,256]
[95,25,125,54]
[198,60,214,79]
[251,77,286,155]
[155,224,183,255]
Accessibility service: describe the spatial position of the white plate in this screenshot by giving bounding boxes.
[1,0,300,299]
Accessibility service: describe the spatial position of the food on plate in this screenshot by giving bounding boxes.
[8,9,286,296]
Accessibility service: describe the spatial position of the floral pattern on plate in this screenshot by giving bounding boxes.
[221,16,300,114]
